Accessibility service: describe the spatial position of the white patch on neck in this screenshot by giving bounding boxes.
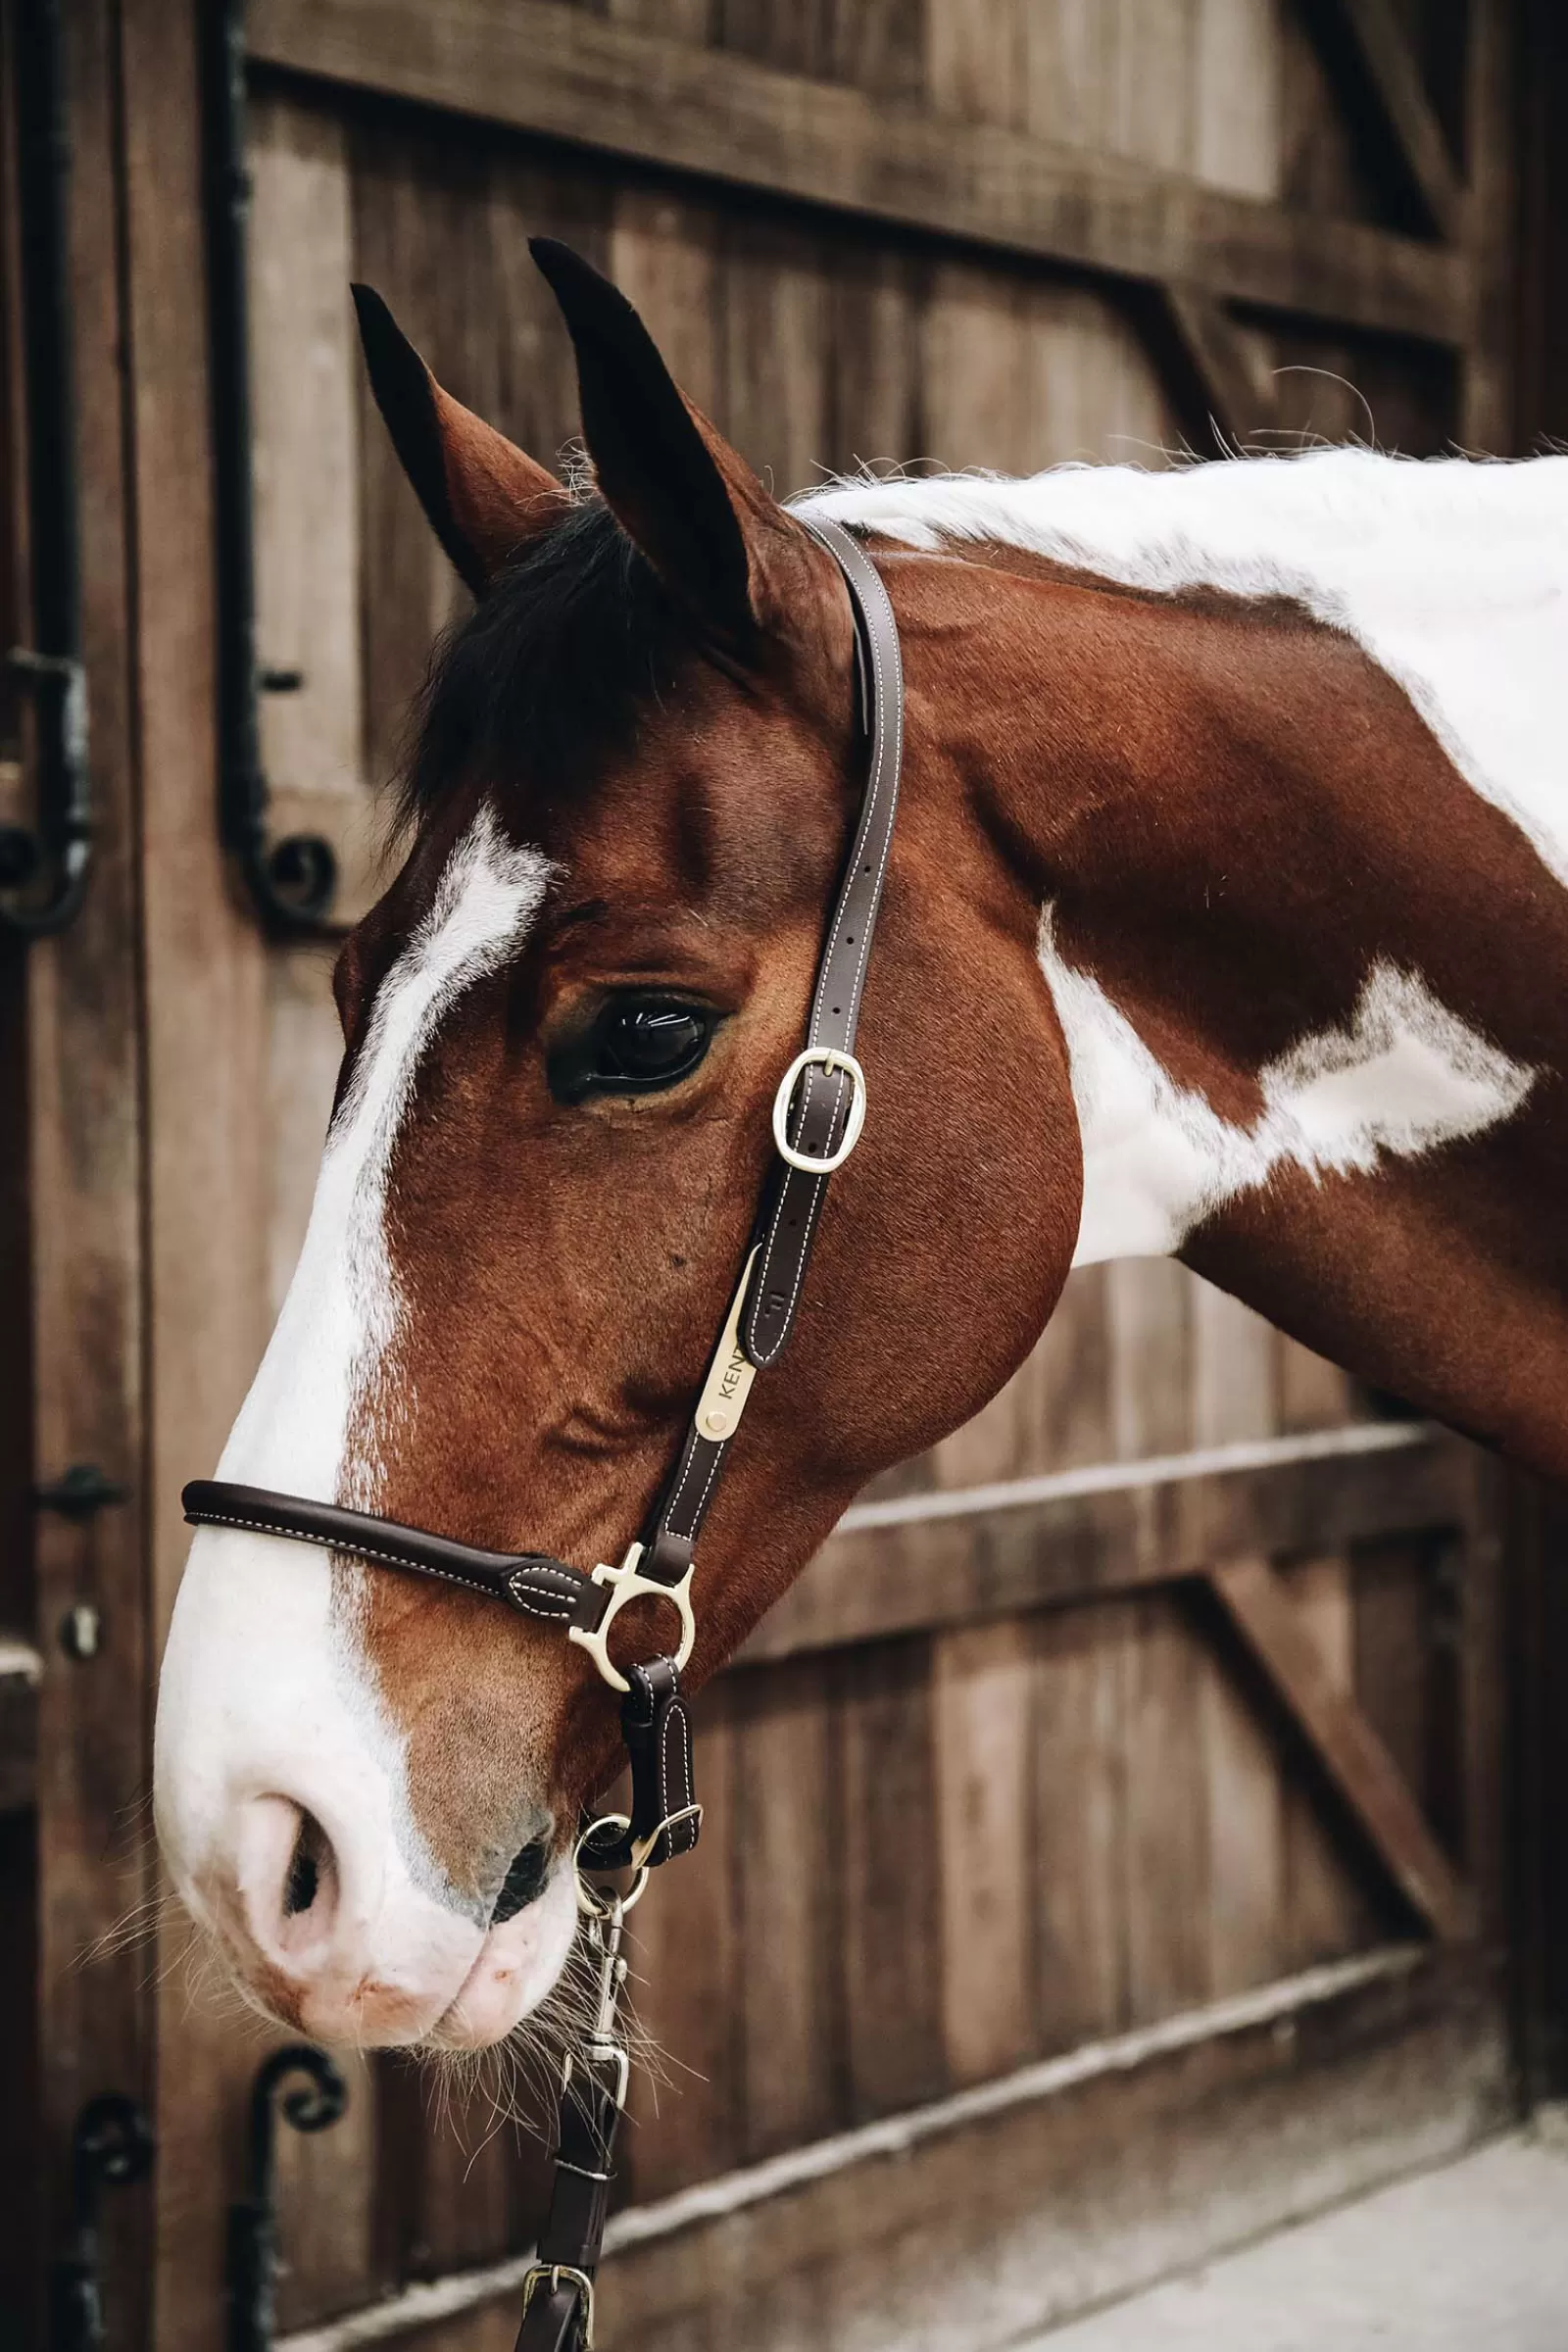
[1040,917,1538,1265]
[801,451,1568,895]
[218,808,555,1504]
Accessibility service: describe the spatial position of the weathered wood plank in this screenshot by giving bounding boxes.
[121,0,276,2340]
[1192,1279,1279,1446]
[16,0,156,2335]
[1281,1554,1379,1968]
[1122,1595,1209,2022]
[1209,1553,1471,1940]
[734,1427,1472,1667]
[1032,1603,1126,2052]
[247,0,1472,344]
[249,94,376,919]
[1144,281,1281,453]
[836,1639,945,2118]
[274,1946,1510,2352]
[933,1619,1036,2083]
[1298,0,1465,240]
[1199,1593,1286,1998]
[731,1659,838,2162]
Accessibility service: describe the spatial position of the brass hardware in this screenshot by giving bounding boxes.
[693,1248,760,1442]
[771,1045,867,1174]
[567,1542,696,1696]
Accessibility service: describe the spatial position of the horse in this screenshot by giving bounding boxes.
[154,238,1568,2055]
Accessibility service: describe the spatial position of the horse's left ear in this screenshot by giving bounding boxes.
[529,237,827,647]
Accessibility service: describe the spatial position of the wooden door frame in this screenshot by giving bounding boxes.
[7,0,1561,2343]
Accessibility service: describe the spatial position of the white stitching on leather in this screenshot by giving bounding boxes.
[750,524,902,1369]
[668,1434,723,1540]
[184,1506,579,1614]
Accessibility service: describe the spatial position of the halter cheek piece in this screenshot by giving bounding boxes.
[181,516,904,2352]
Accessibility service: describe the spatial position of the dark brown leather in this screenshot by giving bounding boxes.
[180,1481,584,1624]
[631,515,906,1574]
[741,514,904,1368]
[514,2043,625,2352]
[580,1658,699,1871]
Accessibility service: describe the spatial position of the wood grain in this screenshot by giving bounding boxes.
[19,0,155,2337]
[1281,1553,1379,1967]
[1032,1602,1126,2051]
[836,1638,945,2118]
[247,0,1471,344]
[1211,1552,1470,1938]
[732,1658,838,2159]
[249,94,376,918]
[933,1618,1036,2083]
[736,1427,1476,1665]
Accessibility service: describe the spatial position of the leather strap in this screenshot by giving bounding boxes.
[514,2045,624,2352]
[630,518,905,1577]
[579,1659,699,1871]
[180,1481,585,1625]
[741,515,903,1368]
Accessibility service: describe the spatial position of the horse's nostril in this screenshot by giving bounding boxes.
[491,1835,551,1925]
[283,1812,325,1916]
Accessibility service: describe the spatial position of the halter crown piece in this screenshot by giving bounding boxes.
[181,515,905,2352]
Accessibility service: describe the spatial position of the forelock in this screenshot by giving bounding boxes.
[399,499,693,832]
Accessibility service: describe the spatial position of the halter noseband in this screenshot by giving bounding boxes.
[181,514,903,2351]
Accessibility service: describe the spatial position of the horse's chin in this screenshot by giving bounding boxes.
[422,1864,579,2052]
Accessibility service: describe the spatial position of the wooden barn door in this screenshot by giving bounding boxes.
[0,2,1544,2347]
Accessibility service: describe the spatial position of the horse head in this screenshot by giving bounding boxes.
[153,242,1082,2049]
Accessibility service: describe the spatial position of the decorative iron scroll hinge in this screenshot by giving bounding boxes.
[48,2093,156,2352]
[225,2044,348,2352]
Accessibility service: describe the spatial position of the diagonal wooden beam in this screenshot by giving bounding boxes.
[1207,1554,1473,1941]
[1141,284,1280,456]
[1298,0,1465,243]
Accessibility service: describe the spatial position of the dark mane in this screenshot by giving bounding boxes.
[400,499,692,830]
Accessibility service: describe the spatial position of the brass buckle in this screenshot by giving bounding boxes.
[520,2262,596,2346]
[771,1045,867,1175]
[567,1541,696,1696]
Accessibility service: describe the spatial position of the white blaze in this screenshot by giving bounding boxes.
[155,811,563,2018]
[220,808,556,1505]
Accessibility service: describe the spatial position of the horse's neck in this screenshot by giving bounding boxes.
[867,459,1568,1477]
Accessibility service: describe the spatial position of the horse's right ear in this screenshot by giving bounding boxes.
[351,285,567,595]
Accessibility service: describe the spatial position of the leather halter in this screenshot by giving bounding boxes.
[180,514,904,2351]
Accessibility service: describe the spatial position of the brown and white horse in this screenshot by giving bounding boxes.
[155,241,1568,2052]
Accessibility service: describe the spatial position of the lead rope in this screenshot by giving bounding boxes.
[514,1831,648,2352]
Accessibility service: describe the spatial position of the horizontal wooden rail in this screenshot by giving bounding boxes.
[735,1423,1471,1666]
[248,0,1470,348]
[275,1942,1505,2352]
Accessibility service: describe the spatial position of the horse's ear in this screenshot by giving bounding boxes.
[351,284,568,595]
[528,238,820,645]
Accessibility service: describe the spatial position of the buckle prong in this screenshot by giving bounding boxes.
[520,2263,597,2346]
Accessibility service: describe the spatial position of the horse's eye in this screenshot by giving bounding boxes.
[552,996,716,1102]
